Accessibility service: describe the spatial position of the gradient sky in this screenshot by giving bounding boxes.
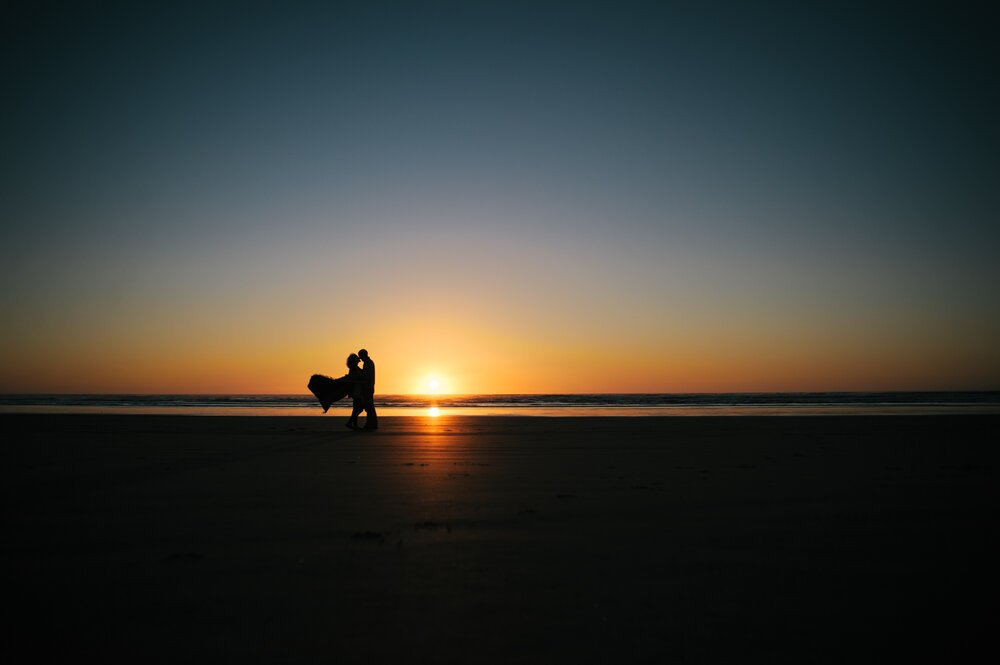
[2,1,998,394]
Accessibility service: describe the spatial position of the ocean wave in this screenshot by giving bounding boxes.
[2,392,998,409]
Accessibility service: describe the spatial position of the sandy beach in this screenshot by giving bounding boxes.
[2,414,995,663]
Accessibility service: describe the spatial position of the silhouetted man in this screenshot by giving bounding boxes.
[358,348,378,430]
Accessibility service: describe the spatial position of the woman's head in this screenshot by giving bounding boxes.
[346,353,360,368]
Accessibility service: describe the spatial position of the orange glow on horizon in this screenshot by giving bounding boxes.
[2,275,998,394]
[2,321,998,395]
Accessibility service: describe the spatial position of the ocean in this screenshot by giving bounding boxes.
[1,392,998,416]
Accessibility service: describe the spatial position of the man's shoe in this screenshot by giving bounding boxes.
[345,421,359,430]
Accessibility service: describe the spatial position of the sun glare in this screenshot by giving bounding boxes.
[424,375,445,395]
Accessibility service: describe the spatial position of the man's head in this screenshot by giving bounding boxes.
[358,349,369,360]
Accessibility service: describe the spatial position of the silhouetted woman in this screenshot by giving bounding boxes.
[343,353,364,430]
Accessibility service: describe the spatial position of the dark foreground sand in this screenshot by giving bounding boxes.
[2,415,996,663]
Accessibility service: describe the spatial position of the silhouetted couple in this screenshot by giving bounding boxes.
[306,349,378,430]
[344,349,377,431]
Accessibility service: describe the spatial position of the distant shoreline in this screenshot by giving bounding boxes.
[1,391,998,416]
[3,405,1000,417]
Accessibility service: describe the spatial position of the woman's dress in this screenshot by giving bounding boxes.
[307,371,359,413]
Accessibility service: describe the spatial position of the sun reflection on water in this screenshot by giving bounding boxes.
[427,406,441,417]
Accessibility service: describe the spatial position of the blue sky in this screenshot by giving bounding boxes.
[2,1,998,392]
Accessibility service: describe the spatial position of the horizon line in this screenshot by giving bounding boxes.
[3,389,999,397]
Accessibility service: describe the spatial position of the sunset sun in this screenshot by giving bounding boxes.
[424,376,445,395]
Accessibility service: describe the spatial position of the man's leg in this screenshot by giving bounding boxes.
[362,392,378,429]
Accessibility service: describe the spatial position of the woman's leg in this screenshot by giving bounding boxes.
[347,399,363,428]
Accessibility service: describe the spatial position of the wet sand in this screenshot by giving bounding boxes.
[2,415,996,663]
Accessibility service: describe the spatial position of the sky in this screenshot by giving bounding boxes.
[2,1,998,394]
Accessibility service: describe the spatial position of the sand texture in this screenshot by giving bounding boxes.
[2,415,996,663]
